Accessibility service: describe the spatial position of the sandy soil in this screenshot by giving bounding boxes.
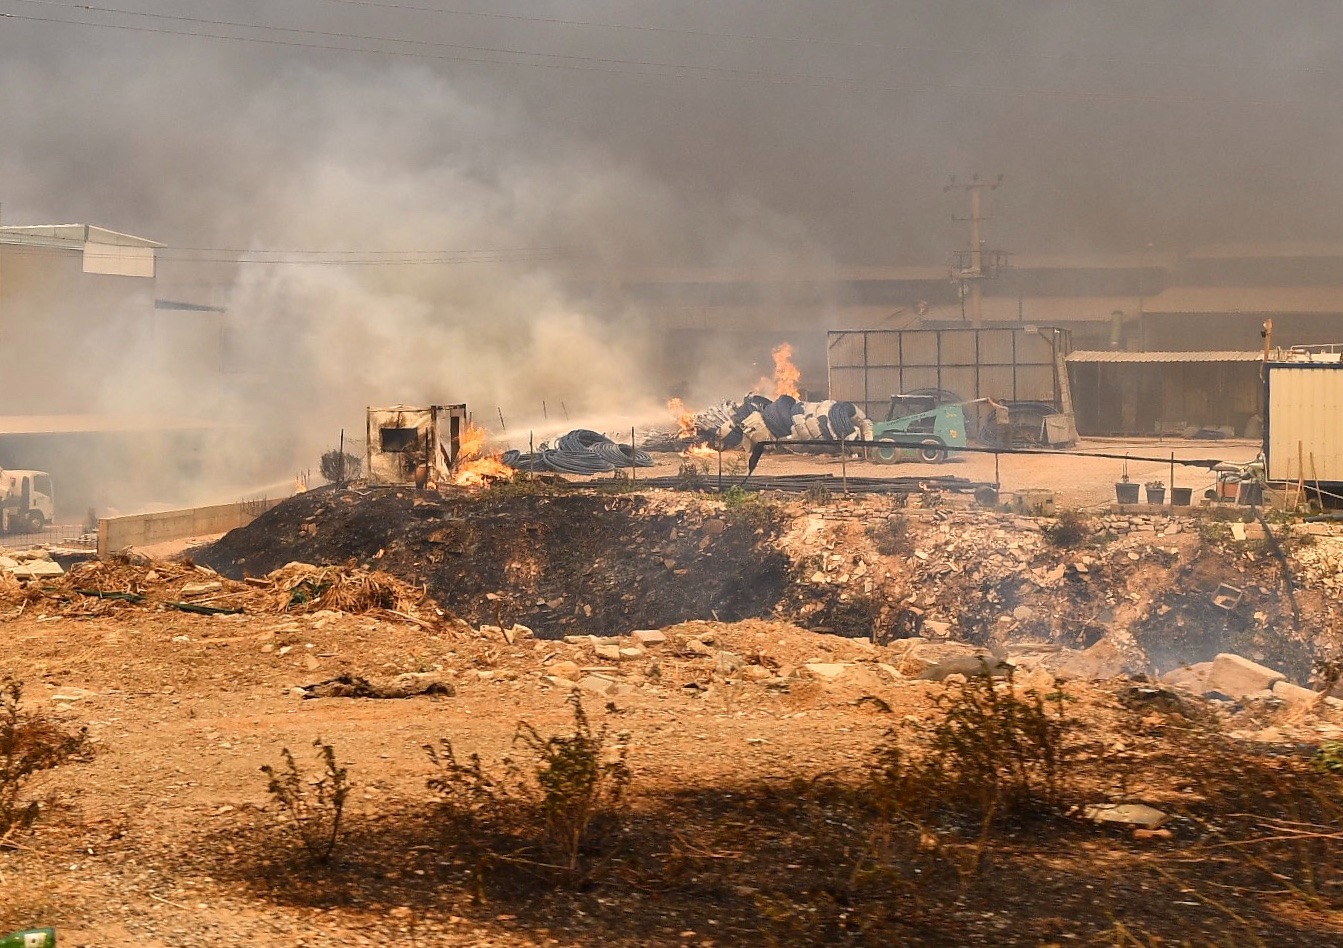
[3,484,1340,947]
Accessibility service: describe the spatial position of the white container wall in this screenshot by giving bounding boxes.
[1266,365,1343,482]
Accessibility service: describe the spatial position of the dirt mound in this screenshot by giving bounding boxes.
[197,486,791,637]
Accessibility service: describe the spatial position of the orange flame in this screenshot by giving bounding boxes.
[452,421,514,488]
[683,444,718,461]
[771,342,802,398]
[667,397,697,439]
[294,474,308,494]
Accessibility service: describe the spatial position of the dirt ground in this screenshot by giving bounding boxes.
[5,473,1343,946]
[634,436,1262,510]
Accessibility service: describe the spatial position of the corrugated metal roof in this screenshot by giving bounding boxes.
[0,224,162,249]
[1068,350,1263,364]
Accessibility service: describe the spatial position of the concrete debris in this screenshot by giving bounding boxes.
[579,675,617,696]
[1206,653,1287,699]
[548,660,582,681]
[1083,803,1169,829]
[1158,662,1213,695]
[1039,639,1138,681]
[1271,679,1320,708]
[800,662,849,681]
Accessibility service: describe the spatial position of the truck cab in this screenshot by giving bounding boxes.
[0,470,55,534]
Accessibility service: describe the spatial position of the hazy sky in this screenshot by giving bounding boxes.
[1,1,1339,495]
[1,0,1339,266]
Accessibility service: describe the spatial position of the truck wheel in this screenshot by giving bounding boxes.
[23,511,44,533]
[918,439,947,463]
[870,436,901,464]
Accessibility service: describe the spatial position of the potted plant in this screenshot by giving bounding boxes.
[1145,479,1166,505]
[1115,460,1140,504]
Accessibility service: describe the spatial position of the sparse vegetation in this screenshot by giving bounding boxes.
[867,514,913,556]
[1041,508,1093,549]
[870,668,1073,829]
[721,484,777,530]
[426,695,631,887]
[0,679,88,843]
[319,448,363,485]
[261,739,350,865]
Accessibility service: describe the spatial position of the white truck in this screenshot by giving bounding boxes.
[0,468,54,534]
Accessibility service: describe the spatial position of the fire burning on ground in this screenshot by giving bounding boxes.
[668,397,697,439]
[452,421,514,488]
[669,397,718,460]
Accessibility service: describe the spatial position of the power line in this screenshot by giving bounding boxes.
[0,2,1312,107]
[1,0,827,81]
[312,0,1339,80]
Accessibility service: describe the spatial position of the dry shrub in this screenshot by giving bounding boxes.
[260,738,350,865]
[268,563,427,615]
[426,694,631,887]
[867,515,912,556]
[1040,509,1092,549]
[871,668,1073,828]
[1,679,89,842]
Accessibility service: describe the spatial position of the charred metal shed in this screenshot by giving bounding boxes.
[366,405,467,487]
[1066,350,1263,437]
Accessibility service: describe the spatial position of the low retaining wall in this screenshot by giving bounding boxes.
[98,499,283,558]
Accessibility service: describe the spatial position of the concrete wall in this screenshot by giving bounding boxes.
[98,499,282,558]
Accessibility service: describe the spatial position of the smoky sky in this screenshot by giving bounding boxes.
[1,0,1341,263]
[1,0,1342,504]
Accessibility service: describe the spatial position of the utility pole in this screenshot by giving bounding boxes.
[946,174,1007,328]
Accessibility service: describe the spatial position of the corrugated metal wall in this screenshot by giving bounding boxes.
[1266,365,1343,481]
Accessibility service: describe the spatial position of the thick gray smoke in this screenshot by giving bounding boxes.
[0,1,1339,503]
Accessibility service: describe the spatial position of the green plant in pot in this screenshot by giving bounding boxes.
[1115,460,1139,504]
[1144,479,1166,504]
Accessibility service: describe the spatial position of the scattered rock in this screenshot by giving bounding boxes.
[631,629,666,646]
[549,660,582,681]
[180,581,224,598]
[1271,679,1319,708]
[579,675,616,696]
[1158,662,1212,695]
[801,663,848,681]
[1084,803,1169,829]
[1207,653,1286,699]
[593,643,622,662]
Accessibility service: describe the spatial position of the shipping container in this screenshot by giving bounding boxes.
[1263,347,1343,483]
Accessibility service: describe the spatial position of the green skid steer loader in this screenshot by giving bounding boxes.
[868,394,969,464]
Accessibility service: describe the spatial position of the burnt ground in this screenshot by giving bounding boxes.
[198,485,790,638]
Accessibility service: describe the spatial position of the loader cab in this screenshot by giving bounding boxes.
[885,395,940,428]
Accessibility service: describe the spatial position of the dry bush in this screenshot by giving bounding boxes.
[426,695,631,887]
[268,563,426,615]
[319,449,362,485]
[1040,509,1092,549]
[1,679,89,842]
[260,739,350,865]
[867,515,913,557]
[871,669,1074,828]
